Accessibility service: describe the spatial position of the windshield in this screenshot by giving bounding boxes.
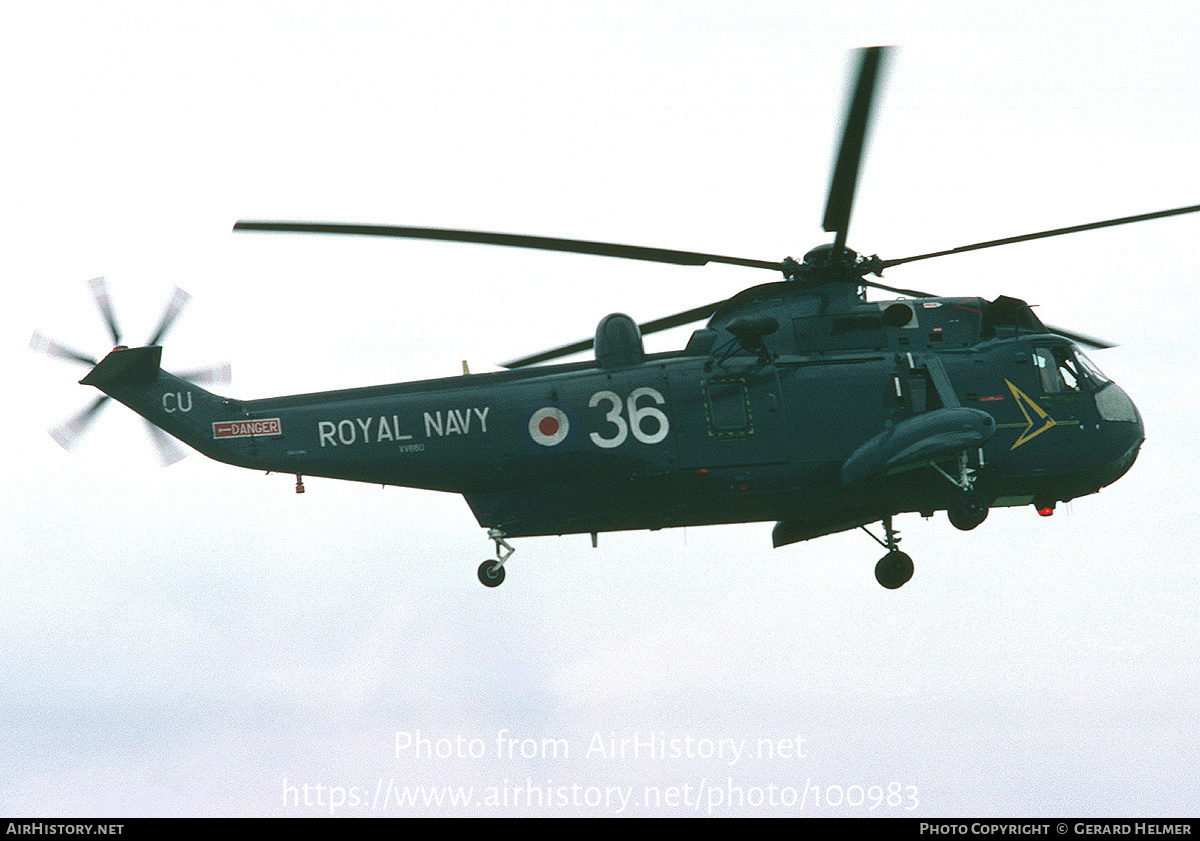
[1074,350,1110,385]
[1033,346,1109,393]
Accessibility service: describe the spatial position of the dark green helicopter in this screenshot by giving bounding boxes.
[37,48,1182,589]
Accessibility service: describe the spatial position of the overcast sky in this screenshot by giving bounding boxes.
[4,0,1199,817]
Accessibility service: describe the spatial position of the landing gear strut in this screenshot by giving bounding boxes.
[477,529,514,588]
[863,515,913,589]
[934,451,990,531]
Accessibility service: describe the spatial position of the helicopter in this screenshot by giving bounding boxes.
[35,47,1179,590]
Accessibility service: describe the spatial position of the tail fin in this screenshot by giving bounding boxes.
[79,346,162,389]
[78,346,247,467]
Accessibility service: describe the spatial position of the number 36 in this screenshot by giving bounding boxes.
[589,388,670,448]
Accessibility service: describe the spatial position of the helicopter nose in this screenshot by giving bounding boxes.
[1095,381,1139,425]
[1093,382,1144,486]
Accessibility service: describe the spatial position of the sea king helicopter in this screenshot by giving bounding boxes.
[36,47,1185,589]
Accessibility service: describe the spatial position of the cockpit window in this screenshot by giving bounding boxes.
[1054,348,1081,391]
[1075,350,1110,385]
[1033,347,1062,392]
[1033,346,1107,393]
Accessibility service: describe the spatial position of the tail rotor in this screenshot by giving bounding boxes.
[31,278,230,465]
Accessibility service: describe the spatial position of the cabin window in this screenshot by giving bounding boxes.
[703,376,752,437]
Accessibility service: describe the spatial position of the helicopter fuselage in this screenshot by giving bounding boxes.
[80,286,1144,548]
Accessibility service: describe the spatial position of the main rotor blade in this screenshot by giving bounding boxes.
[49,394,109,451]
[862,279,936,298]
[637,299,728,335]
[502,299,726,369]
[823,46,890,255]
[88,277,121,347]
[502,337,596,370]
[880,203,1200,270]
[30,331,98,367]
[1044,324,1116,350]
[146,287,192,346]
[234,220,783,272]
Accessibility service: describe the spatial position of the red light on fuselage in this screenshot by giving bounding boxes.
[1034,499,1057,516]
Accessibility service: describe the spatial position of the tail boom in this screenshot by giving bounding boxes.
[77,346,499,492]
[80,346,273,471]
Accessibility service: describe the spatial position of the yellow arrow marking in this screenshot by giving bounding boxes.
[1005,380,1058,449]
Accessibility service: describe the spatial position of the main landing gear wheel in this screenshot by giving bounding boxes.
[477,529,514,588]
[948,489,989,531]
[478,560,505,587]
[862,515,913,589]
[875,550,914,590]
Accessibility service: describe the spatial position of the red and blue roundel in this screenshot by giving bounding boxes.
[528,406,570,447]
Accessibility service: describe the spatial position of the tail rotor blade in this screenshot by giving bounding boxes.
[144,420,188,466]
[88,277,122,347]
[146,287,192,346]
[174,362,231,385]
[30,331,98,367]
[49,394,109,451]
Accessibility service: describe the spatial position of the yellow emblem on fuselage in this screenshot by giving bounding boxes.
[1004,380,1058,449]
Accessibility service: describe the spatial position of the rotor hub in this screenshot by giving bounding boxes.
[782,244,876,288]
[803,243,858,266]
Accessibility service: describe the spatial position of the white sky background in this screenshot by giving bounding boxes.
[3,0,1199,817]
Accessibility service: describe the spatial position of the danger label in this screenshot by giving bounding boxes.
[213,418,282,439]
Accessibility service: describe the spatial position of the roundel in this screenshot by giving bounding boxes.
[528,406,570,447]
